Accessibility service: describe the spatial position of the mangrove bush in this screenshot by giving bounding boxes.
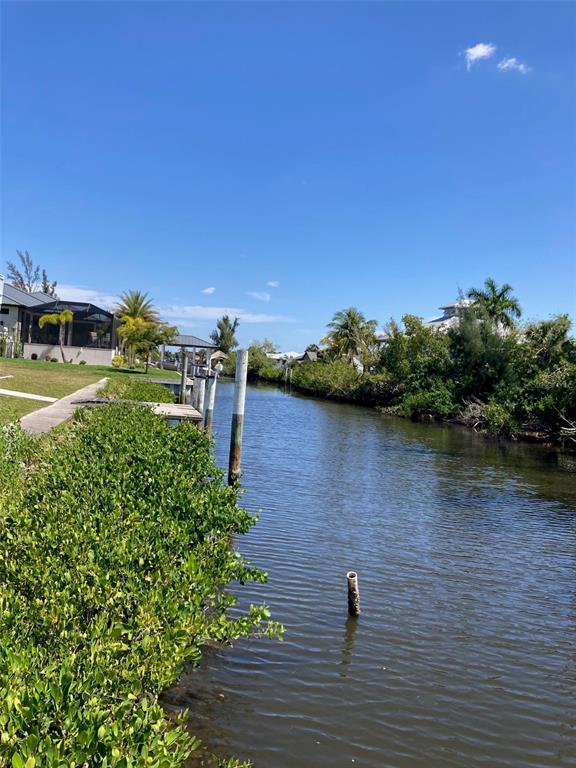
[0,405,279,766]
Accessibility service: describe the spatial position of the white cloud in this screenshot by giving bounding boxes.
[267,280,280,288]
[56,284,118,309]
[497,57,531,75]
[465,42,496,71]
[159,304,294,324]
[201,286,215,295]
[247,291,271,303]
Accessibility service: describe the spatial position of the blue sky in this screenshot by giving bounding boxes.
[2,1,575,350]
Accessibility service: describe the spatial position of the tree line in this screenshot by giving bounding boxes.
[248,278,576,446]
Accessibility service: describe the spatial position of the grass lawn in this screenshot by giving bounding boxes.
[0,358,179,398]
[0,359,180,425]
[0,395,50,425]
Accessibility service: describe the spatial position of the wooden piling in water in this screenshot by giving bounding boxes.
[204,376,217,434]
[228,349,248,485]
[197,376,206,414]
[347,571,360,616]
[179,350,188,404]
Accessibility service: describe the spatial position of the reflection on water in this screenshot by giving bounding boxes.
[340,617,358,678]
[162,383,576,768]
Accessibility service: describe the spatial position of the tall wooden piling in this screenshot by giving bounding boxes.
[204,375,217,435]
[179,350,188,404]
[228,349,248,485]
[197,376,206,414]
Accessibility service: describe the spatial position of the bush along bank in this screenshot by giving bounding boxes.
[0,405,280,767]
[246,312,576,447]
[98,375,177,404]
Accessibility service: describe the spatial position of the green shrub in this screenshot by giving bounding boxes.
[0,406,280,766]
[49,357,58,363]
[78,359,87,365]
[483,401,520,436]
[100,376,176,404]
[111,354,126,368]
[399,380,456,419]
[291,359,361,399]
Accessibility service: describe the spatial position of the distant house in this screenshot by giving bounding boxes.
[266,351,302,368]
[425,299,473,332]
[0,281,117,364]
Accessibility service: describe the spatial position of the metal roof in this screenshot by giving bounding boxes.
[2,283,54,308]
[36,300,113,322]
[30,290,57,302]
[173,333,218,349]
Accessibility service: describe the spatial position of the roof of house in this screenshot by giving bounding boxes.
[172,333,219,349]
[35,300,113,322]
[2,283,55,308]
[438,299,473,311]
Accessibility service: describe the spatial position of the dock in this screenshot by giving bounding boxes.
[146,402,203,423]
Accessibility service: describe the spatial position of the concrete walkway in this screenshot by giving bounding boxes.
[0,388,57,403]
[20,378,108,435]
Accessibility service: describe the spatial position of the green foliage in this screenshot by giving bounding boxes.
[100,376,177,403]
[116,290,159,324]
[467,277,521,329]
[448,309,517,400]
[291,359,362,399]
[222,343,284,383]
[0,406,280,766]
[399,380,457,419]
[111,354,127,368]
[279,283,575,442]
[245,341,282,381]
[117,317,176,367]
[210,316,240,354]
[380,314,452,396]
[322,307,378,367]
[483,401,519,436]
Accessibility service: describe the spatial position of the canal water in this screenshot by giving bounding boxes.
[164,382,576,768]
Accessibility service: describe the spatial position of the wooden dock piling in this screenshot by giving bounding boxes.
[179,351,188,404]
[347,571,361,616]
[197,376,206,414]
[204,376,217,435]
[228,349,248,485]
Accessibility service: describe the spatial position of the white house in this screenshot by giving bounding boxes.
[425,300,473,332]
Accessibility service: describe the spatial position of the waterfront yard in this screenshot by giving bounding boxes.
[0,395,46,424]
[0,358,180,425]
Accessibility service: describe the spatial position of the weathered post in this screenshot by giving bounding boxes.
[204,376,216,435]
[179,349,188,405]
[347,571,361,616]
[205,362,223,435]
[196,376,206,414]
[228,349,248,485]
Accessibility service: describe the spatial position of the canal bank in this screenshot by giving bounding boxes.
[163,381,576,768]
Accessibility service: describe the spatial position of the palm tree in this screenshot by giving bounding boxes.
[38,310,74,363]
[322,307,378,367]
[467,278,521,329]
[211,315,240,353]
[117,316,176,368]
[115,290,159,323]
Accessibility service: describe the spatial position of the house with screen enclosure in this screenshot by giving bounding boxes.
[0,280,117,364]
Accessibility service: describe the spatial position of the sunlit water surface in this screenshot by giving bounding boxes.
[163,382,576,768]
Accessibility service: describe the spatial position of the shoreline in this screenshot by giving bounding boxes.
[240,374,576,454]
